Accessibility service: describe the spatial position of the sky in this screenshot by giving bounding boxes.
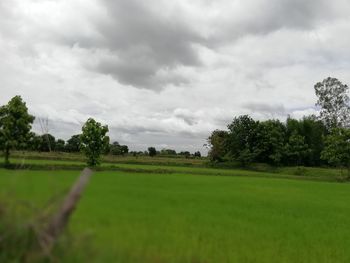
[1,0,350,153]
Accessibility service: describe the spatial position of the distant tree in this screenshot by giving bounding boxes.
[109,142,128,155]
[120,145,129,155]
[38,117,52,151]
[39,133,56,152]
[298,116,327,165]
[207,130,228,162]
[194,151,201,158]
[321,128,350,177]
[226,115,259,165]
[130,151,142,157]
[0,96,35,165]
[80,118,109,166]
[255,120,285,165]
[148,147,157,157]
[284,132,310,166]
[285,115,327,166]
[55,139,65,152]
[179,151,191,158]
[65,134,81,152]
[27,133,43,151]
[110,142,121,155]
[314,77,350,129]
[103,135,110,154]
[103,142,110,154]
[160,149,177,155]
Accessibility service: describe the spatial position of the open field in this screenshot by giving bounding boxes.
[1,168,350,262]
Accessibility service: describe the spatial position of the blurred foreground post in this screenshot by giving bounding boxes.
[41,168,93,251]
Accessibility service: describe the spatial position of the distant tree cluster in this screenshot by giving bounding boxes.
[109,141,129,156]
[25,133,82,153]
[208,77,350,173]
[144,147,201,158]
[208,115,326,166]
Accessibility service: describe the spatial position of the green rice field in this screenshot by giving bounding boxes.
[1,166,350,262]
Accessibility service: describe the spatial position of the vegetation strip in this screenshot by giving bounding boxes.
[2,158,347,183]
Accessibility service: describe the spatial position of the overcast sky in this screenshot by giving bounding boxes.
[1,0,350,153]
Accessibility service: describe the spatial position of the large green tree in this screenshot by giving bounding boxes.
[314,77,350,129]
[80,118,109,166]
[0,96,35,165]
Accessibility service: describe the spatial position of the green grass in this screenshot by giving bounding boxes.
[1,169,350,262]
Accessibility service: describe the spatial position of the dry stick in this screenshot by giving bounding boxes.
[41,167,93,252]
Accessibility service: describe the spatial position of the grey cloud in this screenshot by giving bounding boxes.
[212,0,350,43]
[174,110,198,126]
[95,54,189,89]
[83,0,203,89]
[109,125,166,136]
[89,0,350,89]
[5,0,347,91]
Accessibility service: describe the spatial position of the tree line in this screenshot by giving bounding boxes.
[0,96,201,166]
[208,77,350,171]
[25,132,130,156]
[23,133,200,158]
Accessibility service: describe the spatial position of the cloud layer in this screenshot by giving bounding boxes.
[1,0,350,153]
